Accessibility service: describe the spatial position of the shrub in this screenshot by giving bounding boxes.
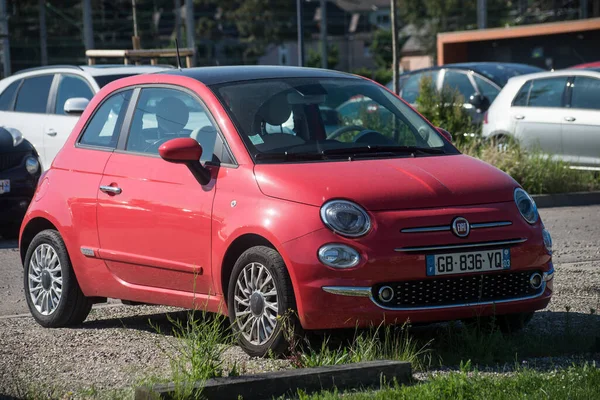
[351,67,393,86]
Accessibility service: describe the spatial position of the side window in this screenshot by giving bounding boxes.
[400,71,438,104]
[55,75,94,115]
[512,81,532,106]
[570,76,600,110]
[14,75,54,113]
[79,90,132,148]
[0,80,21,111]
[527,77,568,108]
[443,70,476,100]
[126,87,218,162]
[473,75,500,103]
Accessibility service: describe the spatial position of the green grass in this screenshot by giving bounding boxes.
[297,363,600,400]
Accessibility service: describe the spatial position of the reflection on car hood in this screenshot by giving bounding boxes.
[253,155,517,211]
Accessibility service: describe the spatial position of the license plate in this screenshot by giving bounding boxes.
[426,249,511,276]
[0,179,9,194]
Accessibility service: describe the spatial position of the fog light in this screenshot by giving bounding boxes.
[542,228,552,255]
[530,272,543,289]
[378,286,394,303]
[317,244,360,268]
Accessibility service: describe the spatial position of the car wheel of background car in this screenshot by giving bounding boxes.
[227,245,297,357]
[463,311,534,334]
[23,229,92,327]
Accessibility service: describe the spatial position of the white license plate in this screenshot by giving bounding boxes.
[426,249,511,276]
[0,179,9,194]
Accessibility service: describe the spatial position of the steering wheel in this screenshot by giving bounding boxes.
[326,125,369,140]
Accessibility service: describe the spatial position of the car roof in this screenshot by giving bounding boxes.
[161,66,361,85]
[505,68,600,84]
[11,64,171,77]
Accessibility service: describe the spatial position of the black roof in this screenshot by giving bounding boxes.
[162,66,360,85]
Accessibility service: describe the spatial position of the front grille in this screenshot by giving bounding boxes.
[0,152,26,171]
[373,270,543,309]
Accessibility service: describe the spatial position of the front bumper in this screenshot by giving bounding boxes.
[281,201,553,330]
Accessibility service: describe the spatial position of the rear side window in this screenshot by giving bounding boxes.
[400,71,438,104]
[0,80,21,111]
[79,90,132,149]
[55,74,94,115]
[570,76,600,110]
[512,77,568,108]
[512,81,532,106]
[14,75,54,113]
[443,70,476,100]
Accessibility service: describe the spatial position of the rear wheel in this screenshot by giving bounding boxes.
[24,229,92,327]
[227,246,297,357]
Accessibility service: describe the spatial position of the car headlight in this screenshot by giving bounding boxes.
[25,156,40,175]
[318,244,360,268]
[514,188,538,224]
[320,200,371,237]
[6,127,23,147]
[542,228,552,254]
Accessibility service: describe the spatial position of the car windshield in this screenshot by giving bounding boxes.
[211,77,458,163]
[93,74,139,88]
[471,64,544,87]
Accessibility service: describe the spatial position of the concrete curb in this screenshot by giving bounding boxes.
[134,360,411,400]
[532,191,600,208]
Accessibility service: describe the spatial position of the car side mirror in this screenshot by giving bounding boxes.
[437,127,452,142]
[159,138,211,185]
[64,97,90,115]
[468,93,490,112]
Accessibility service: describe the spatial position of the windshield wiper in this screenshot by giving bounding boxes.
[321,145,445,156]
[254,152,327,161]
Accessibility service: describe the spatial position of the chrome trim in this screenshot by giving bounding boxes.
[322,286,371,297]
[394,238,527,253]
[401,221,512,233]
[529,272,543,289]
[401,226,451,233]
[471,221,512,229]
[322,280,548,311]
[378,286,394,303]
[99,185,122,195]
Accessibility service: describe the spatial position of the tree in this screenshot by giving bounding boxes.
[370,29,393,69]
[306,44,339,69]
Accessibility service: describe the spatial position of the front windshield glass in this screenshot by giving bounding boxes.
[211,77,458,163]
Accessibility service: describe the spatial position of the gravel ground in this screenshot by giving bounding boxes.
[0,205,599,398]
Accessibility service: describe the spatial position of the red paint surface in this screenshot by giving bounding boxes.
[20,71,552,329]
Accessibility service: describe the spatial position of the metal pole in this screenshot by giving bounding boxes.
[477,0,487,29]
[0,0,10,77]
[39,0,48,65]
[391,0,399,95]
[320,0,327,69]
[132,0,138,37]
[83,0,94,49]
[296,0,304,66]
[185,0,196,66]
[174,0,182,45]
[581,0,588,19]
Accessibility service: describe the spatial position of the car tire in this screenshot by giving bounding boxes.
[463,311,534,334]
[23,229,92,327]
[227,246,298,357]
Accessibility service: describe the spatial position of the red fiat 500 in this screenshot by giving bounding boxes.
[19,67,553,356]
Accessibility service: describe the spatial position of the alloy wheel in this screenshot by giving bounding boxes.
[28,243,63,316]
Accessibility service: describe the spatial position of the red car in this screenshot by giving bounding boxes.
[19,67,553,356]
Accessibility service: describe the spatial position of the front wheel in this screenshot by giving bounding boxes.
[227,246,297,357]
[24,229,92,327]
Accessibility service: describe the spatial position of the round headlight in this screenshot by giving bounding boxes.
[25,156,40,175]
[320,200,371,237]
[514,188,538,224]
[318,244,360,268]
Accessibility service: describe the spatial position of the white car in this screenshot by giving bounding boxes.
[482,68,600,170]
[0,65,170,170]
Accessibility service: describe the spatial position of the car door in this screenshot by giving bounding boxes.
[562,75,600,168]
[8,74,54,169]
[96,86,221,295]
[510,76,568,158]
[43,74,95,166]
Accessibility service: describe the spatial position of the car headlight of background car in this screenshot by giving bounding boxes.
[320,200,371,237]
[25,156,40,175]
[514,188,538,224]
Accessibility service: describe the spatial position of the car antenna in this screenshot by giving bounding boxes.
[175,39,183,70]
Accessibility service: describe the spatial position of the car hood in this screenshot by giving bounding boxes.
[253,155,518,211]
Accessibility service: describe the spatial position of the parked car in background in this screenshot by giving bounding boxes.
[20,66,553,357]
[387,63,544,124]
[568,61,600,69]
[482,69,600,170]
[0,65,170,170]
[0,127,41,238]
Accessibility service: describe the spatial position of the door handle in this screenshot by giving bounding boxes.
[99,185,122,195]
[46,129,57,137]
[514,115,525,120]
[564,116,576,122]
